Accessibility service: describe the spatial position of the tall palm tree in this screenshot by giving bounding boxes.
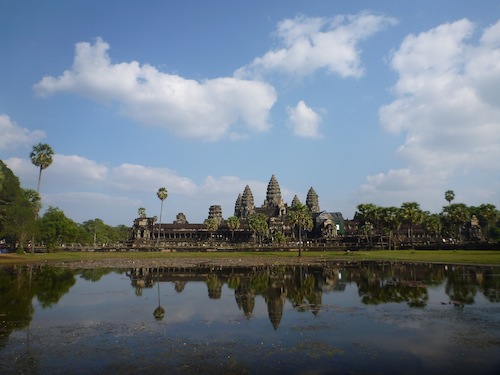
[248,213,268,246]
[156,187,168,244]
[226,216,240,241]
[29,143,54,254]
[30,143,54,196]
[445,190,455,206]
[287,203,313,257]
[356,203,378,246]
[423,213,442,243]
[478,204,498,240]
[380,206,401,250]
[400,202,423,248]
[444,203,470,243]
[203,217,219,244]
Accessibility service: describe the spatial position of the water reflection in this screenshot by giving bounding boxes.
[124,262,500,329]
[1,262,500,374]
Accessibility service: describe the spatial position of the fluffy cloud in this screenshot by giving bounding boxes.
[235,12,397,79]
[0,114,45,150]
[34,38,277,141]
[286,100,323,139]
[363,19,500,209]
[109,164,198,195]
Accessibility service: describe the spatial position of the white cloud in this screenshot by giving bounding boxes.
[286,100,323,138]
[109,164,198,195]
[235,12,397,79]
[33,38,277,141]
[362,18,500,210]
[0,114,45,150]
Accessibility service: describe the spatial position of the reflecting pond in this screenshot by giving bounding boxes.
[1,262,500,374]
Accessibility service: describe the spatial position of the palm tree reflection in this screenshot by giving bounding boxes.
[153,268,165,321]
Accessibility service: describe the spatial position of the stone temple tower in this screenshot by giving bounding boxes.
[306,187,320,213]
[234,193,242,217]
[208,205,223,225]
[239,185,255,219]
[263,175,282,208]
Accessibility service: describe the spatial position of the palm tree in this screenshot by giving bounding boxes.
[156,187,168,244]
[445,190,455,206]
[478,204,498,240]
[287,203,313,257]
[400,202,423,248]
[29,143,54,254]
[153,268,165,321]
[138,207,146,218]
[203,217,219,243]
[380,206,401,250]
[356,203,378,246]
[30,143,54,196]
[226,216,240,241]
[443,203,470,243]
[423,213,443,243]
[248,213,268,246]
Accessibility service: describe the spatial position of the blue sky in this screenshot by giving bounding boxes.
[1,0,500,226]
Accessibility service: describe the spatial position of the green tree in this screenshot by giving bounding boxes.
[0,161,36,252]
[203,217,219,243]
[226,216,240,241]
[443,203,470,243]
[156,187,168,244]
[423,213,443,243]
[380,206,401,250]
[81,218,108,247]
[37,207,79,251]
[287,203,313,257]
[400,202,424,247]
[478,204,498,240]
[248,213,269,246]
[138,207,146,218]
[273,231,286,246]
[445,190,455,205]
[30,143,54,253]
[356,203,378,246]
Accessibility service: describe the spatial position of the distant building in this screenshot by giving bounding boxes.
[130,175,344,245]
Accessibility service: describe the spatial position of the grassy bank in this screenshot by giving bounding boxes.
[1,249,500,266]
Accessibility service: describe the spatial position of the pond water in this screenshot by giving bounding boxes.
[1,262,500,374]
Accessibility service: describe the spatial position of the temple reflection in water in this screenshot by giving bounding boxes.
[125,262,500,329]
[2,261,500,375]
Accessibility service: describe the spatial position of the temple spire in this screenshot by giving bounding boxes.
[240,185,255,218]
[306,187,320,213]
[264,175,282,208]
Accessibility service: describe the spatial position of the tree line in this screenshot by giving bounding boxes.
[0,145,129,253]
[355,194,499,249]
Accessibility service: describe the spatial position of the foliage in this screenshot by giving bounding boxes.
[0,161,37,251]
[226,216,240,240]
[445,190,455,205]
[248,213,269,245]
[138,207,146,218]
[400,202,424,247]
[442,203,470,242]
[273,231,286,245]
[204,218,219,243]
[287,203,313,256]
[37,207,80,250]
[156,187,168,242]
[79,218,127,246]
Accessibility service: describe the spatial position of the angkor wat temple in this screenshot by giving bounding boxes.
[131,175,345,247]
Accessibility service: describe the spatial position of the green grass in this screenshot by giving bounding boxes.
[1,249,500,266]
